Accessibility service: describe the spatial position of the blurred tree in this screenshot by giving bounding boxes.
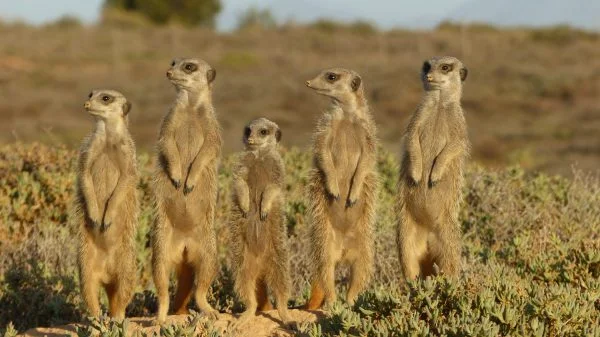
[104,0,221,27]
[236,7,277,31]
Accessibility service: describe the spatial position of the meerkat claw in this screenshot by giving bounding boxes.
[183,185,194,195]
[170,178,181,190]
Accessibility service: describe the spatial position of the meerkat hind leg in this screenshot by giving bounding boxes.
[81,273,102,317]
[398,210,429,280]
[152,235,173,323]
[192,252,218,319]
[345,248,373,306]
[432,215,461,277]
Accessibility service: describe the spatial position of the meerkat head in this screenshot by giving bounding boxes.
[243,117,282,150]
[166,57,216,92]
[84,89,131,121]
[305,68,363,102]
[421,56,468,92]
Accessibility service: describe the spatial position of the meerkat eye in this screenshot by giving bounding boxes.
[88,92,93,98]
[183,63,197,73]
[171,61,175,67]
[326,73,338,82]
[441,64,453,72]
[260,129,268,136]
[102,95,110,102]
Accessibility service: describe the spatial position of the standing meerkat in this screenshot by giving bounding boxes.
[304,68,379,310]
[396,56,469,279]
[152,57,221,323]
[74,89,138,319]
[229,118,293,328]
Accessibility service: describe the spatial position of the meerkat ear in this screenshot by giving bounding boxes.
[275,128,282,143]
[122,102,132,116]
[207,68,216,84]
[351,76,362,92]
[460,67,468,82]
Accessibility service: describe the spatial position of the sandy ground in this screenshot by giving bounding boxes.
[20,309,325,337]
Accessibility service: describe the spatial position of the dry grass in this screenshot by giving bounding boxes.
[0,22,598,175]
[0,143,598,335]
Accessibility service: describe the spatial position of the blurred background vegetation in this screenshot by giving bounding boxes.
[0,1,597,176]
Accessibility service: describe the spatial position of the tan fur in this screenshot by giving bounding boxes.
[304,68,378,309]
[74,89,138,319]
[229,118,293,327]
[151,58,221,323]
[396,56,470,279]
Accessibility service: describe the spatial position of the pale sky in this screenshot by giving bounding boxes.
[0,0,597,30]
[0,0,469,30]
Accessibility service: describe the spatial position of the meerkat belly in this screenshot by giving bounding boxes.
[239,159,278,254]
[90,152,119,211]
[330,121,361,197]
[175,117,205,173]
[420,117,448,176]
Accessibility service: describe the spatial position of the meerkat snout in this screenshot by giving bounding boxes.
[166,70,173,79]
[305,80,311,87]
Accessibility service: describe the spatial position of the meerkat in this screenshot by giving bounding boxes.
[303,68,379,310]
[74,89,138,319]
[396,56,469,280]
[229,118,294,328]
[151,58,221,323]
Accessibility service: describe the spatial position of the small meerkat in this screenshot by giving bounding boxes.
[396,56,470,279]
[303,68,379,310]
[229,118,293,328]
[151,58,221,323]
[74,89,138,319]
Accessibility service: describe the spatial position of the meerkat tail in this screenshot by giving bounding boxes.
[173,264,195,314]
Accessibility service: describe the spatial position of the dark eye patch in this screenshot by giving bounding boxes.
[244,127,251,138]
[325,72,339,82]
[422,62,431,74]
[183,63,198,73]
[171,61,176,67]
[440,64,453,73]
[88,92,93,98]
[100,95,114,104]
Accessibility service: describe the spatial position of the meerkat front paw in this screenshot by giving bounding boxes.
[408,168,422,186]
[183,183,195,195]
[168,169,182,190]
[170,177,181,190]
[429,168,443,187]
[86,215,101,230]
[260,211,268,221]
[86,207,101,229]
[326,179,341,200]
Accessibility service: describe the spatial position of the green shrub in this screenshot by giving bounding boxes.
[0,143,598,335]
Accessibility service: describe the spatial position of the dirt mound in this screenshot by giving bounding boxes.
[20,309,325,337]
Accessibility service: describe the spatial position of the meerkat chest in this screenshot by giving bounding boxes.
[174,114,206,161]
[90,148,121,202]
[329,119,364,172]
[245,157,279,196]
[420,110,451,156]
